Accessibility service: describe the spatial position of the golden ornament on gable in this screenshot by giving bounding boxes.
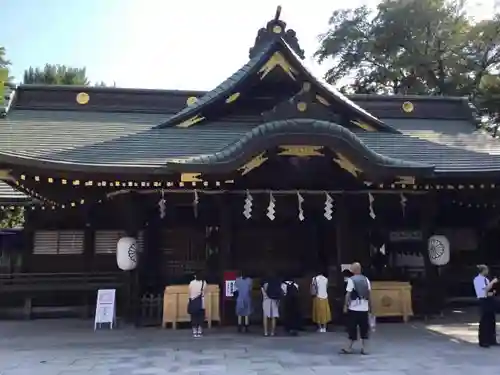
[402,101,414,113]
[180,173,202,182]
[352,120,376,132]
[296,102,307,112]
[176,114,205,128]
[315,95,330,107]
[278,145,324,157]
[238,152,268,176]
[76,92,90,105]
[186,96,198,106]
[225,92,240,104]
[258,52,297,81]
[272,25,282,34]
[333,153,362,177]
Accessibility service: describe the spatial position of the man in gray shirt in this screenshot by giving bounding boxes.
[340,262,371,355]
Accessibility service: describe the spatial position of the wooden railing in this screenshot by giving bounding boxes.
[0,272,124,293]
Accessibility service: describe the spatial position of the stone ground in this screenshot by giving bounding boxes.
[0,310,498,375]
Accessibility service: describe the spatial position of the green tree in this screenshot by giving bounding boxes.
[478,74,500,114]
[0,48,22,227]
[0,207,25,229]
[23,64,89,85]
[315,0,500,97]
[0,46,10,68]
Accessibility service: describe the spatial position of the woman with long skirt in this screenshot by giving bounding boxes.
[311,270,331,333]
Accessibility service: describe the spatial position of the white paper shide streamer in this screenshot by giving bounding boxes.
[368,193,376,219]
[324,192,334,220]
[243,190,253,219]
[297,192,304,221]
[158,189,166,219]
[267,191,276,221]
[400,193,407,216]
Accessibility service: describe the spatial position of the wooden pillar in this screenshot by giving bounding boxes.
[334,194,346,291]
[420,192,439,319]
[217,195,233,325]
[82,206,94,318]
[21,209,35,273]
[83,207,94,273]
[118,193,145,326]
[333,194,348,324]
[218,196,232,276]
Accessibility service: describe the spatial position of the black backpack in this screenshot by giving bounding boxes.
[285,282,299,301]
[266,279,283,300]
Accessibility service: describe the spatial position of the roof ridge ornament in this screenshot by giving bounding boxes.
[249,6,305,60]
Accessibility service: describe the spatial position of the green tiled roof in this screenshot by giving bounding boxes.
[0,182,28,202]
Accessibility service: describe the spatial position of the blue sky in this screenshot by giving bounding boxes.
[2,0,496,90]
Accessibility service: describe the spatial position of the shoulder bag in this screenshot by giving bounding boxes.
[187,281,205,315]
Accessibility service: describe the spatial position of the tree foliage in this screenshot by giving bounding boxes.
[0,207,25,229]
[23,64,89,85]
[315,0,500,104]
[0,46,10,68]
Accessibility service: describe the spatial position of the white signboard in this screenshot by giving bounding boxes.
[94,289,116,330]
[225,280,236,297]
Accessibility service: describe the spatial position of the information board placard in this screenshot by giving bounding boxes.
[94,289,116,330]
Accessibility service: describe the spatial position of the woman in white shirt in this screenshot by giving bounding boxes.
[311,271,331,332]
[188,272,206,338]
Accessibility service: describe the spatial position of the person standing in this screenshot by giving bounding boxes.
[188,271,206,338]
[281,277,301,335]
[311,270,331,332]
[473,264,498,348]
[234,271,253,333]
[261,275,282,336]
[341,262,371,355]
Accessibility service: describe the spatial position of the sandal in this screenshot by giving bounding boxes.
[339,348,353,354]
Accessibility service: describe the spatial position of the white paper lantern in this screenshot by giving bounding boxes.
[117,237,138,271]
[428,235,450,266]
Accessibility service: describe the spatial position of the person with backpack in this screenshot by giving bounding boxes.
[311,270,331,333]
[261,274,282,336]
[341,262,372,355]
[281,277,301,335]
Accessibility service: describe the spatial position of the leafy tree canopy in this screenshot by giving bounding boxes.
[0,207,24,229]
[23,64,89,85]
[0,46,10,68]
[315,0,500,104]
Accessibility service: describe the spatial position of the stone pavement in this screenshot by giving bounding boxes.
[0,317,498,375]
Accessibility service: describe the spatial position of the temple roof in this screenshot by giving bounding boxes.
[0,181,29,204]
[0,7,499,193]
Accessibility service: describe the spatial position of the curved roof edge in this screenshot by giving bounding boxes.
[164,118,434,178]
[154,39,279,129]
[0,119,433,177]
